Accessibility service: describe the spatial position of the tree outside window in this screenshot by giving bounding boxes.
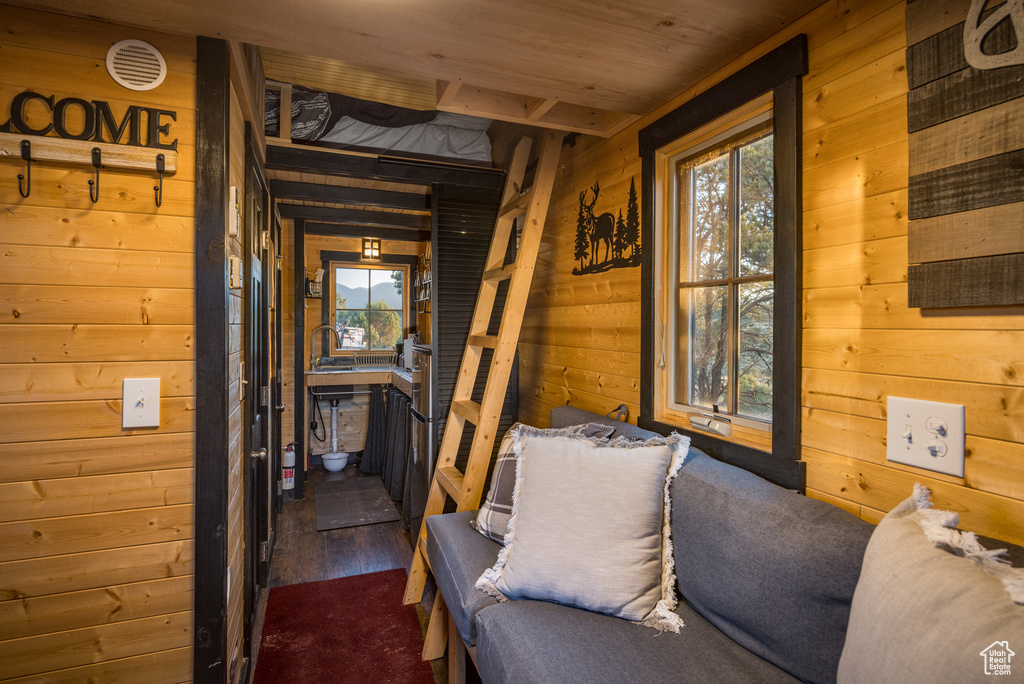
[675,128,774,424]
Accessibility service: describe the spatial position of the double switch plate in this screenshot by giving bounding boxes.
[886,396,965,477]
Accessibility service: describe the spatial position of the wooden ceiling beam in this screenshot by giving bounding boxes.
[304,222,430,242]
[435,81,639,138]
[436,80,464,108]
[278,203,431,229]
[269,180,430,210]
[265,143,505,190]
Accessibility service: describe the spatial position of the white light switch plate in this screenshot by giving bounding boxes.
[886,396,965,477]
[123,378,160,428]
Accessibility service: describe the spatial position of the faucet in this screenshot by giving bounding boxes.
[310,325,343,371]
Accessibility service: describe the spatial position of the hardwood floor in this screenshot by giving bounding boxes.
[248,463,466,684]
[268,464,411,587]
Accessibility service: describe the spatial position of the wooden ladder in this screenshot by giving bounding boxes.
[402,130,563,658]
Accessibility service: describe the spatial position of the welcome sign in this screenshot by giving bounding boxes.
[0,90,177,150]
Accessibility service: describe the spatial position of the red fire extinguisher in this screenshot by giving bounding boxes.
[282,443,296,490]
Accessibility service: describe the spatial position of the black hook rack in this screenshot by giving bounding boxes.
[87,147,101,203]
[154,153,165,208]
[17,140,31,198]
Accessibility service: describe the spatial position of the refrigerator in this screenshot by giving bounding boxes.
[407,344,433,536]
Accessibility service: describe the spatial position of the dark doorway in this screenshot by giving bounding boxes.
[243,122,273,664]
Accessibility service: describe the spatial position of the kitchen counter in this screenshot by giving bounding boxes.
[304,368,395,387]
[391,368,414,398]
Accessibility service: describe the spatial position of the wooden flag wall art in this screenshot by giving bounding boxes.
[905,0,1024,307]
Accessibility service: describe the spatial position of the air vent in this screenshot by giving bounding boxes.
[106,39,167,91]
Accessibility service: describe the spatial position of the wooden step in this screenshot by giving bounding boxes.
[451,399,482,425]
[482,263,516,283]
[467,334,498,349]
[497,189,533,219]
[436,465,465,500]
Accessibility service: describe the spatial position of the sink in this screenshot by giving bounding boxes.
[309,366,355,373]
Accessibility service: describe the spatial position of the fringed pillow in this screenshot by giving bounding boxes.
[476,425,690,632]
[837,484,1024,683]
[472,422,614,544]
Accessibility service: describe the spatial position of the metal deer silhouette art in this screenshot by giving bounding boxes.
[573,176,641,276]
[583,181,615,266]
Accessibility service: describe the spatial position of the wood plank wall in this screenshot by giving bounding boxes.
[0,6,196,682]
[520,0,1024,545]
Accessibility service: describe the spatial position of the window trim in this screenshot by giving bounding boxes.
[639,35,807,490]
[318,250,419,357]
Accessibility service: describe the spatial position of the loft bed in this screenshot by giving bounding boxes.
[265,83,493,165]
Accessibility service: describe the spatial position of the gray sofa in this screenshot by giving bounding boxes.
[426,406,875,683]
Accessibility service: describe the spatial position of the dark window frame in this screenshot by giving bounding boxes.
[638,35,807,490]
[318,250,419,357]
[325,261,411,353]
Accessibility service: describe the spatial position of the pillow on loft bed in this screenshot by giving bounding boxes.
[264,86,493,163]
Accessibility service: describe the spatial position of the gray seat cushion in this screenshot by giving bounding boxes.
[671,452,874,684]
[425,510,500,646]
[475,598,800,684]
[549,405,659,440]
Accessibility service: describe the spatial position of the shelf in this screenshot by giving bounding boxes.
[0,133,178,174]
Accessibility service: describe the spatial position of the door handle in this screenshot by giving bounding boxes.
[251,447,267,462]
[275,404,286,411]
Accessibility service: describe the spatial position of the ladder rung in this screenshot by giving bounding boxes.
[482,263,516,283]
[498,190,533,219]
[451,399,482,425]
[467,334,498,349]
[417,533,431,567]
[436,466,465,501]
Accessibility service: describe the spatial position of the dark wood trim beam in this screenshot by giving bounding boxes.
[319,250,420,266]
[304,222,430,242]
[266,144,505,190]
[278,203,430,229]
[269,180,429,210]
[293,219,306,499]
[193,35,230,684]
[639,35,808,155]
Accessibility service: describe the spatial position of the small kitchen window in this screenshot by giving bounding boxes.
[328,263,409,353]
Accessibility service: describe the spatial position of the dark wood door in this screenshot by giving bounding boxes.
[243,125,272,664]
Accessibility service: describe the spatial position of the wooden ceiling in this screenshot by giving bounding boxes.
[9,0,824,136]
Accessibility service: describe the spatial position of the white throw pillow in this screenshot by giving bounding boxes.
[837,484,1024,683]
[476,425,690,631]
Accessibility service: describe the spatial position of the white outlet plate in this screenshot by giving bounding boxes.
[123,378,160,428]
[886,396,965,477]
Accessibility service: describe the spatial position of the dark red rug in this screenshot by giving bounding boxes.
[253,569,434,684]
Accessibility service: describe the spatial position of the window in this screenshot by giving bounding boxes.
[638,35,806,488]
[671,119,774,429]
[329,263,408,352]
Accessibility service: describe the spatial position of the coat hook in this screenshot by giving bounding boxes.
[88,147,101,203]
[154,153,165,208]
[17,140,31,198]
